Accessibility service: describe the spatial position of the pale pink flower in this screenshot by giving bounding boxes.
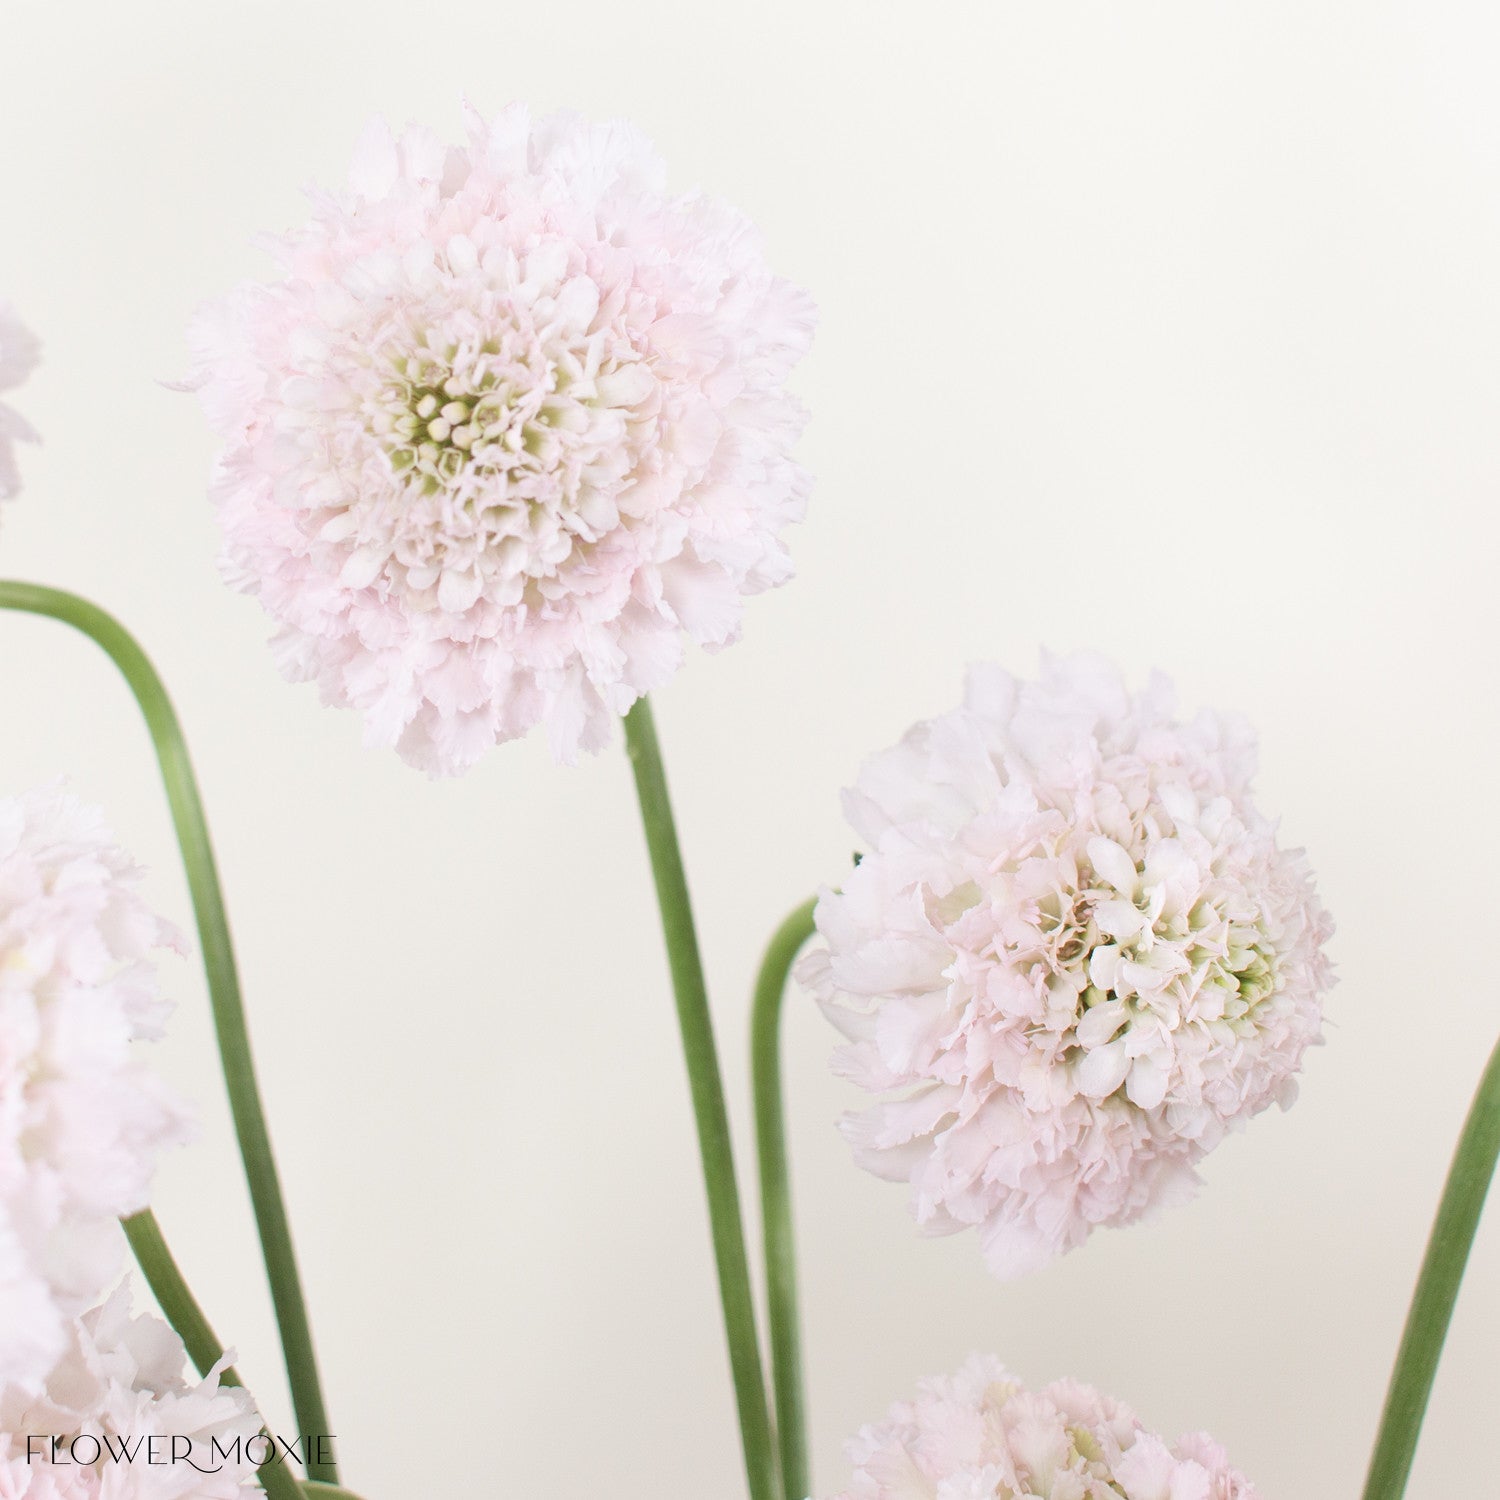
[0,301,40,502]
[828,1354,1259,1500]
[0,1284,261,1498]
[189,103,814,773]
[801,654,1334,1277]
[0,787,193,1389]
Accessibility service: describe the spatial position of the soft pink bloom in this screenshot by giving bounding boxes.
[189,103,814,773]
[0,787,192,1389]
[828,1354,1259,1500]
[801,654,1334,1277]
[0,1284,261,1498]
[0,301,40,502]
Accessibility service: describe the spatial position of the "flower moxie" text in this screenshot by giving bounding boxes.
[27,1433,336,1475]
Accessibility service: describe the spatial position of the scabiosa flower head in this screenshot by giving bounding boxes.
[800,654,1334,1277]
[0,300,40,503]
[828,1354,1259,1500]
[189,103,815,773]
[0,1284,261,1498]
[0,787,192,1389]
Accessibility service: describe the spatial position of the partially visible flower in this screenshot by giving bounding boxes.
[801,654,1334,1278]
[828,1354,1258,1500]
[0,301,40,502]
[0,787,192,1389]
[0,1283,261,1498]
[189,102,815,774]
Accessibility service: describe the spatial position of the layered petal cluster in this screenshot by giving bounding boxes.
[0,787,192,1388]
[0,300,40,502]
[190,103,815,773]
[801,654,1334,1277]
[0,1285,261,1498]
[828,1354,1258,1500]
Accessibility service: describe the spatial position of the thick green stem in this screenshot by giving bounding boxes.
[123,1211,308,1500]
[1362,1032,1500,1499]
[750,897,818,1500]
[622,697,778,1500]
[0,582,336,1483]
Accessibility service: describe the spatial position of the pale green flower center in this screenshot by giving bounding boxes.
[1224,940,1277,1014]
[367,345,566,497]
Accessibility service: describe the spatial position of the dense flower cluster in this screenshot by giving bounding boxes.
[828,1354,1259,1500]
[801,654,1334,1276]
[0,786,192,1388]
[0,299,39,503]
[189,103,815,773]
[0,1285,261,1498]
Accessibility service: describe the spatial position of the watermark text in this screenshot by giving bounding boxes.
[27,1433,336,1475]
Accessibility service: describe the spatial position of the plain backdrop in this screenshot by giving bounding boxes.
[2,2,1497,1495]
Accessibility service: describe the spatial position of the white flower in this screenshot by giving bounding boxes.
[0,301,40,503]
[827,1354,1259,1500]
[0,787,193,1388]
[189,103,814,773]
[0,1284,262,1498]
[801,654,1334,1277]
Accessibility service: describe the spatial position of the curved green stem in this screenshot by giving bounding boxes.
[750,897,818,1500]
[124,1211,308,1500]
[622,697,778,1500]
[1362,1032,1500,1498]
[0,582,336,1483]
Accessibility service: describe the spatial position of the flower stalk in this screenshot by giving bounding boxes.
[123,1209,307,1500]
[1362,1030,1500,1499]
[750,896,819,1500]
[0,581,336,1484]
[622,696,778,1500]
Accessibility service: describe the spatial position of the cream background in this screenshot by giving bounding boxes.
[2,2,1497,1494]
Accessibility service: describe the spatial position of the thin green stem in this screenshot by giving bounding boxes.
[0,582,336,1483]
[123,1211,308,1500]
[1362,1032,1500,1499]
[750,897,818,1500]
[622,697,778,1500]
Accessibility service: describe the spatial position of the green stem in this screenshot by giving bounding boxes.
[750,897,818,1500]
[0,582,336,1483]
[1362,1032,1500,1498]
[621,697,778,1500]
[123,1211,308,1500]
